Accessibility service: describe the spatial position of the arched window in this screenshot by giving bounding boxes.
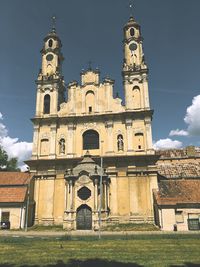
[44,94,50,114]
[83,130,99,150]
[59,138,65,154]
[117,134,124,151]
[85,91,95,113]
[134,133,144,150]
[132,86,141,109]
[48,39,53,48]
[130,28,135,37]
[40,139,49,156]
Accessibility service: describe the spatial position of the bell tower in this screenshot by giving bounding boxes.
[35,18,65,117]
[122,16,150,111]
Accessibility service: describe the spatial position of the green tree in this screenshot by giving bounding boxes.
[0,146,20,171]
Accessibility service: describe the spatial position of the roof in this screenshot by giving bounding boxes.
[0,187,27,203]
[0,172,32,203]
[154,180,200,206]
[157,162,200,179]
[156,147,200,159]
[0,172,31,186]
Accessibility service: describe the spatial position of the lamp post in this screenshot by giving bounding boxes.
[98,140,104,239]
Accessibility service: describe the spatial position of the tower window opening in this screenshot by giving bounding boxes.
[48,39,53,48]
[130,28,135,37]
[44,94,50,114]
[89,106,92,113]
[138,145,141,149]
[83,130,99,150]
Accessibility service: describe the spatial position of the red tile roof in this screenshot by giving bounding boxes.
[0,172,32,203]
[157,162,200,179]
[0,172,31,185]
[154,180,200,206]
[0,187,27,203]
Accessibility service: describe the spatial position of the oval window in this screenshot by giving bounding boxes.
[130,28,135,37]
[48,39,53,47]
[46,54,54,61]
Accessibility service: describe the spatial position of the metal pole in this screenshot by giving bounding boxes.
[98,141,103,239]
[25,183,30,231]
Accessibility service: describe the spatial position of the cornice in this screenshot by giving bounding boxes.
[31,109,154,124]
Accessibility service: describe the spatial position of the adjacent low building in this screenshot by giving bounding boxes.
[153,180,200,231]
[0,172,34,229]
[154,147,200,231]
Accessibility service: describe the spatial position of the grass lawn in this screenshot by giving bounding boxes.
[0,234,199,267]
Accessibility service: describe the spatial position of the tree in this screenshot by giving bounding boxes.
[0,146,20,171]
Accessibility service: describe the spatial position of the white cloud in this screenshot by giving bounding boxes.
[169,129,188,136]
[0,113,32,171]
[153,138,183,150]
[169,95,200,137]
[184,95,200,136]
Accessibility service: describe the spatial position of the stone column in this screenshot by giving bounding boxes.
[109,175,118,215]
[107,182,110,209]
[32,125,39,159]
[103,180,107,210]
[34,178,40,222]
[35,86,41,116]
[145,118,153,152]
[126,119,133,153]
[69,180,73,210]
[67,124,76,158]
[49,124,57,159]
[94,178,98,211]
[105,121,114,154]
[142,74,150,109]
[52,88,58,114]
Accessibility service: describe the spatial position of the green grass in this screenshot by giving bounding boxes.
[27,224,63,231]
[102,223,159,231]
[0,234,200,266]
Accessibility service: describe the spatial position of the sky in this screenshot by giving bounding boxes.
[0,0,200,169]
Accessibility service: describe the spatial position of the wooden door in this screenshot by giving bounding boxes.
[76,205,92,230]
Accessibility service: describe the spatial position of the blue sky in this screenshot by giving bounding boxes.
[0,0,200,167]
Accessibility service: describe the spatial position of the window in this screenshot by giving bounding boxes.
[40,139,49,156]
[175,211,184,223]
[44,94,50,114]
[83,130,99,150]
[48,39,53,47]
[134,133,144,151]
[132,86,141,109]
[85,91,95,113]
[1,212,10,222]
[78,187,91,200]
[130,28,135,37]
[188,219,200,230]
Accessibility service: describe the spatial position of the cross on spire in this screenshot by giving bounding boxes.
[88,60,92,70]
[129,1,134,17]
[51,16,56,32]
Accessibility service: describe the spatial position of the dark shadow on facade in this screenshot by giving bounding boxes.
[0,261,200,267]
[0,259,143,267]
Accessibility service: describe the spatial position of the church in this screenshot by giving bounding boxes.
[25,14,200,232]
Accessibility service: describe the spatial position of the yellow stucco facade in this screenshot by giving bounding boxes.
[27,16,159,230]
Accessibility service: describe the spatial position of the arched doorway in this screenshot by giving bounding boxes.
[76,205,92,230]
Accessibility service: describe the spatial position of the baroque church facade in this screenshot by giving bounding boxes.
[27,16,159,230]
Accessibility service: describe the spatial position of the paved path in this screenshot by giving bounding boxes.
[0,230,200,237]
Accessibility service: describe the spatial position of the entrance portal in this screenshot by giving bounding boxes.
[76,205,92,230]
